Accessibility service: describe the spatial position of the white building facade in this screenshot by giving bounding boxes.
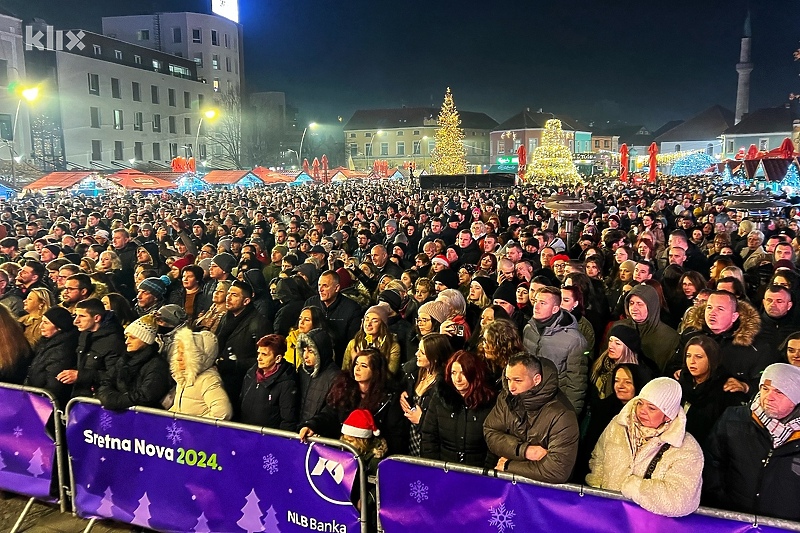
[0,12,32,173]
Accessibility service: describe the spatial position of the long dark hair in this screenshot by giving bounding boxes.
[326,348,390,413]
[445,350,496,409]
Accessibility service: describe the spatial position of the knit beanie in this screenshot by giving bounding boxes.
[335,267,353,290]
[365,302,391,325]
[211,252,237,275]
[137,276,169,299]
[471,276,498,297]
[272,245,289,257]
[171,256,193,272]
[432,269,459,290]
[377,290,403,313]
[761,363,800,405]
[638,377,682,420]
[608,324,643,357]
[44,306,76,332]
[418,300,451,324]
[550,254,570,268]
[155,304,189,327]
[125,314,158,345]
[493,281,518,306]
[620,259,636,274]
[341,409,380,438]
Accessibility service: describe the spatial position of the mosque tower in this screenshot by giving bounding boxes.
[734,11,753,124]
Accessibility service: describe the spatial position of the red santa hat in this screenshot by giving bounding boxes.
[341,409,380,438]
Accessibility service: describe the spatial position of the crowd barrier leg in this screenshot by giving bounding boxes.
[9,497,36,533]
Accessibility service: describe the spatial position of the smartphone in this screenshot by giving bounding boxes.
[455,325,465,336]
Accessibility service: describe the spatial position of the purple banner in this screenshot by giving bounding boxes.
[66,401,360,532]
[0,385,57,502]
[378,458,794,533]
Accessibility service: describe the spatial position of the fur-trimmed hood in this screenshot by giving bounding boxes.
[170,328,219,385]
[297,328,334,378]
[682,299,760,346]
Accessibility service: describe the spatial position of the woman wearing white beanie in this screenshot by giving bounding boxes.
[586,377,703,517]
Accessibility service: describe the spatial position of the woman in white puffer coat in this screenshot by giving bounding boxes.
[586,377,703,517]
[169,328,233,420]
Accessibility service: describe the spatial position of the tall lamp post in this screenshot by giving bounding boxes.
[298,122,317,165]
[194,109,218,162]
[367,130,383,169]
[421,135,428,170]
[7,86,39,186]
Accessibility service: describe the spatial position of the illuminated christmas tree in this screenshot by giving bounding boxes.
[525,119,581,185]
[431,87,467,174]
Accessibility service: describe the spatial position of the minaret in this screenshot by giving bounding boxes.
[735,11,753,124]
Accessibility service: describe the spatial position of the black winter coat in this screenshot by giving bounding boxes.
[73,314,126,398]
[304,293,363,366]
[297,329,339,429]
[420,380,497,468]
[25,329,79,408]
[97,343,171,410]
[704,405,800,520]
[240,361,299,430]
[679,369,747,449]
[273,300,305,337]
[216,304,273,405]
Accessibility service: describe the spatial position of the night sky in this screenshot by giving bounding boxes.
[6,0,800,130]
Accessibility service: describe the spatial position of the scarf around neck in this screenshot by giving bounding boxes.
[751,392,800,448]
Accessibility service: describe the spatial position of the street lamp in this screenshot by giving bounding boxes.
[367,130,383,168]
[421,135,429,169]
[298,122,317,164]
[193,109,218,161]
[7,85,39,186]
[285,148,299,167]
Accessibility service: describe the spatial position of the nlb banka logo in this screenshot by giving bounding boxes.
[25,26,86,51]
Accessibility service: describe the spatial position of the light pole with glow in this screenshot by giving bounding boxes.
[8,85,39,185]
[194,109,218,161]
[298,122,318,164]
[367,130,383,168]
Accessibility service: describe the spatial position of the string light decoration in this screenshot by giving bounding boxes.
[431,87,467,174]
[524,119,581,185]
[670,152,716,176]
[782,163,800,194]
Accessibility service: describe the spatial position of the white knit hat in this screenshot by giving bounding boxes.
[124,314,158,345]
[761,363,800,405]
[638,377,682,420]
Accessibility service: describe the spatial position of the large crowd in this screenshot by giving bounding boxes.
[1,176,800,521]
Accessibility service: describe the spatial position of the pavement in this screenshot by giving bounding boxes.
[0,493,134,533]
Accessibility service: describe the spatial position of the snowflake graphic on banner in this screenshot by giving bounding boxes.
[100,412,113,431]
[488,503,515,532]
[166,422,183,444]
[409,480,429,503]
[13,426,22,437]
[262,454,279,474]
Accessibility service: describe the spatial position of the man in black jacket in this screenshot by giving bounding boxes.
[216,280,272,412]
[305,270,363,367]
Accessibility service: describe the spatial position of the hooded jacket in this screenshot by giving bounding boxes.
[240,360,299,430]
[586,398,703,517]
[169,329,232,420]
[613,284,680,373]
[522,309,588,412]
[97,342,171,411]
[73,312,126,398]
[483,357,579,483]
[677,299,768,392]
[296,329,339,428]
[272,278,306,337]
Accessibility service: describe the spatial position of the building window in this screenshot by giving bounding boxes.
[706,143,714,155]
[0,59,7,87]
[192,28,202,43]
[213,78,220,92]
[91,140,102,161]
[529,139,538,151]
[184,91,191,109]
[132,82,140,102]
[211,30,219,46]
[151,85,159,104]
[759,138,769,151]
[226,80,232,92]
[428,141,435,153]
[198,94,204,109]
[172,27,182,43]
[169,142,178,159]
[397,131,404,136]
[396,142,405,156]
[212,55,219,70]
[153,114,161,133]
[134,55,142,65]
[349,133,356,138]
[134,112,143,131]
[568,140,574,152]
[675,144,681,152]
[224,33,230,48]
[412,141,421,155]
[114,141,124,160]
[111,78,121,99]
[604,140,610,148]
[365,144,373,157]
[88,73,100,95]
[497,141,504,154]
[152,59,162,71]
[93,44,101,55]
[184,117,191,135]
[168,116,177,134]
[226,56,231,72]
[90,107,100,128]
[168,88,176,107]
[595,140,600,148]
[198,144,206,158]
[350,143,358,157]
[134,142,143,161]
[138,30,150,40]
[153,142,161,160]
[114,50,122,60]
[726,140,734,153]
[113,110,123,130]
[413,130,420,136]
[193,53,203,68]
[380,143,389,156]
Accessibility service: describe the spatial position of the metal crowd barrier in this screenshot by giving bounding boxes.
[376,455,800,533]
[0,382,66,533]
[65,397,368,533]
